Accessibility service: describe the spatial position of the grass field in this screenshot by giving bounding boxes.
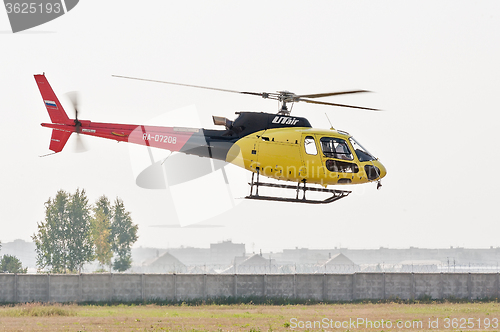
[0,301,499,331]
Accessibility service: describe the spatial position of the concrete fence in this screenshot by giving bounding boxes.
[0,273,498,303]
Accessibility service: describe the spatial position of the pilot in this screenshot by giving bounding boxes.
[335,142,351,160]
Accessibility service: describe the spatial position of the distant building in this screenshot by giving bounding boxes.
[317,253,360,273]
[399,260,441,273]
[142,252,186,273]
[210,240,245,265]
[127,244,500,273]
[132,247,169,269]
[282,247,329,264]
[223,254,276,274]
[168,247,210,265]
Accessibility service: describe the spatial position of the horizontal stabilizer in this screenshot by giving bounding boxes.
[49,129,72,153]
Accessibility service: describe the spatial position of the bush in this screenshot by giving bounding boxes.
[0,255,27,273]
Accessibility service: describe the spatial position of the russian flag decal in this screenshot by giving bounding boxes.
[44,100,58,109]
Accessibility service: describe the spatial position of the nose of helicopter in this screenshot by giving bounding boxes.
[375,160,387,179]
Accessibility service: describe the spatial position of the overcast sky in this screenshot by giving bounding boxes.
[1,1,499,252]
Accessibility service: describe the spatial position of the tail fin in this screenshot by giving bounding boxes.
[36,74,74,153]
[34,74,71,124]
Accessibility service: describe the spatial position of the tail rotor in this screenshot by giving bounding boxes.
[65,91,88,153]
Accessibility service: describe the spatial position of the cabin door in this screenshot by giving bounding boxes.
[300,134,325,182]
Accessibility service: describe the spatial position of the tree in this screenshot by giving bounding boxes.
[32,189,94,273]
[110,198,138,272]
[94,195,112,217]
[0,255,27,273]
[33,190,139,273]
[66,189,94,272]
[91,196,113,270]
[91,196,138,272]
[33,190,69,273]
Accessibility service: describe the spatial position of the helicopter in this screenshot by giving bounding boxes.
[36,73,386,204]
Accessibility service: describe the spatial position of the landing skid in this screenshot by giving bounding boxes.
[246,170,351,204]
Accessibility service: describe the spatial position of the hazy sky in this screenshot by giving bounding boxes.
[1,1,499,252]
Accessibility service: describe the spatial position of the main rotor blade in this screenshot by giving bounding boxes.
[112,75,264,97]
[112,75,377,110]
[299,98,380,111]
[298,90,370,99]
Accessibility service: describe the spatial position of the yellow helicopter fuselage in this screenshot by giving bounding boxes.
[228,127,386,186]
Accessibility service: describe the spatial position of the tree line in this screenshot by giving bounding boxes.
[32,189,138,273]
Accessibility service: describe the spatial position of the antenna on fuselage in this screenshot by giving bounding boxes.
[325,113,335,130]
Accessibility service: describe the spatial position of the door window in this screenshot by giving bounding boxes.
[304,136,317,155]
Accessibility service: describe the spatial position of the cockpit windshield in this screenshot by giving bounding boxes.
[349,137,376,162]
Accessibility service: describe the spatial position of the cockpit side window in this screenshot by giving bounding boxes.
[304,136,317,155]
[320,137,353,160]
